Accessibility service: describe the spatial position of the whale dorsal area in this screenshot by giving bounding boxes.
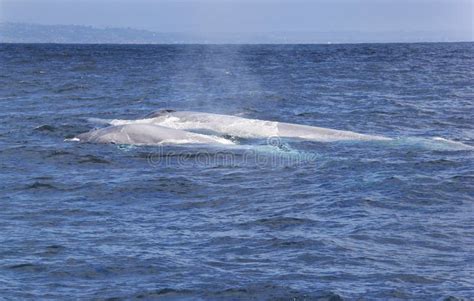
[76,123,233,145]
[137,110,390,142]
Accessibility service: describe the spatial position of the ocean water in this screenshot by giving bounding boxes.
[0,43,473,300]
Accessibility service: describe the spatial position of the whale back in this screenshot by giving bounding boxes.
[145,111,389,141]
[143,109,176,119]
[105,110,391,142]
[76,124,233,145]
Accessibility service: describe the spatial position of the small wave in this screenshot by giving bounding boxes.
[46,150,72,157]
[33,176,54,181]
[78,154,111,164]
[40,245,66,257]
[7,263,45,272]
[34,124,56,132]
[26,182,58,190]
[241,217,318,229]
[52,84,85,93]
[386,137,474,151]
[126,286,343,301]
[133,288,193,299]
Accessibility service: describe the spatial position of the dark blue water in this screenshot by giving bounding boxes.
[1,43,473,300]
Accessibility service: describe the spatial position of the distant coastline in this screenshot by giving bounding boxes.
[1,23,472,44]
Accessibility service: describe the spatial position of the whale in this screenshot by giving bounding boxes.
[75,123,234,145]
[79,111,474,150]
[103,110,391,142]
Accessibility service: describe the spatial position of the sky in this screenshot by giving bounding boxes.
[0,0,472,35]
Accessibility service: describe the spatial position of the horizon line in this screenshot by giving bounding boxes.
[2,41,473,46]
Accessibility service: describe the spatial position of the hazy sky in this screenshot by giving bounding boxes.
[1,0,472,34]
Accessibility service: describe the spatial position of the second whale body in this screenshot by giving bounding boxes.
[76,123,234,145]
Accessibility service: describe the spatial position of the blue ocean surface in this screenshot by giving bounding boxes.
[0,43,473,300]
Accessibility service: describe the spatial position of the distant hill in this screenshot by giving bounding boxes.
[0,23,472,44]
[0,23,195,44]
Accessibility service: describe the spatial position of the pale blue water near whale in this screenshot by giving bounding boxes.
[0,43,473,300]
